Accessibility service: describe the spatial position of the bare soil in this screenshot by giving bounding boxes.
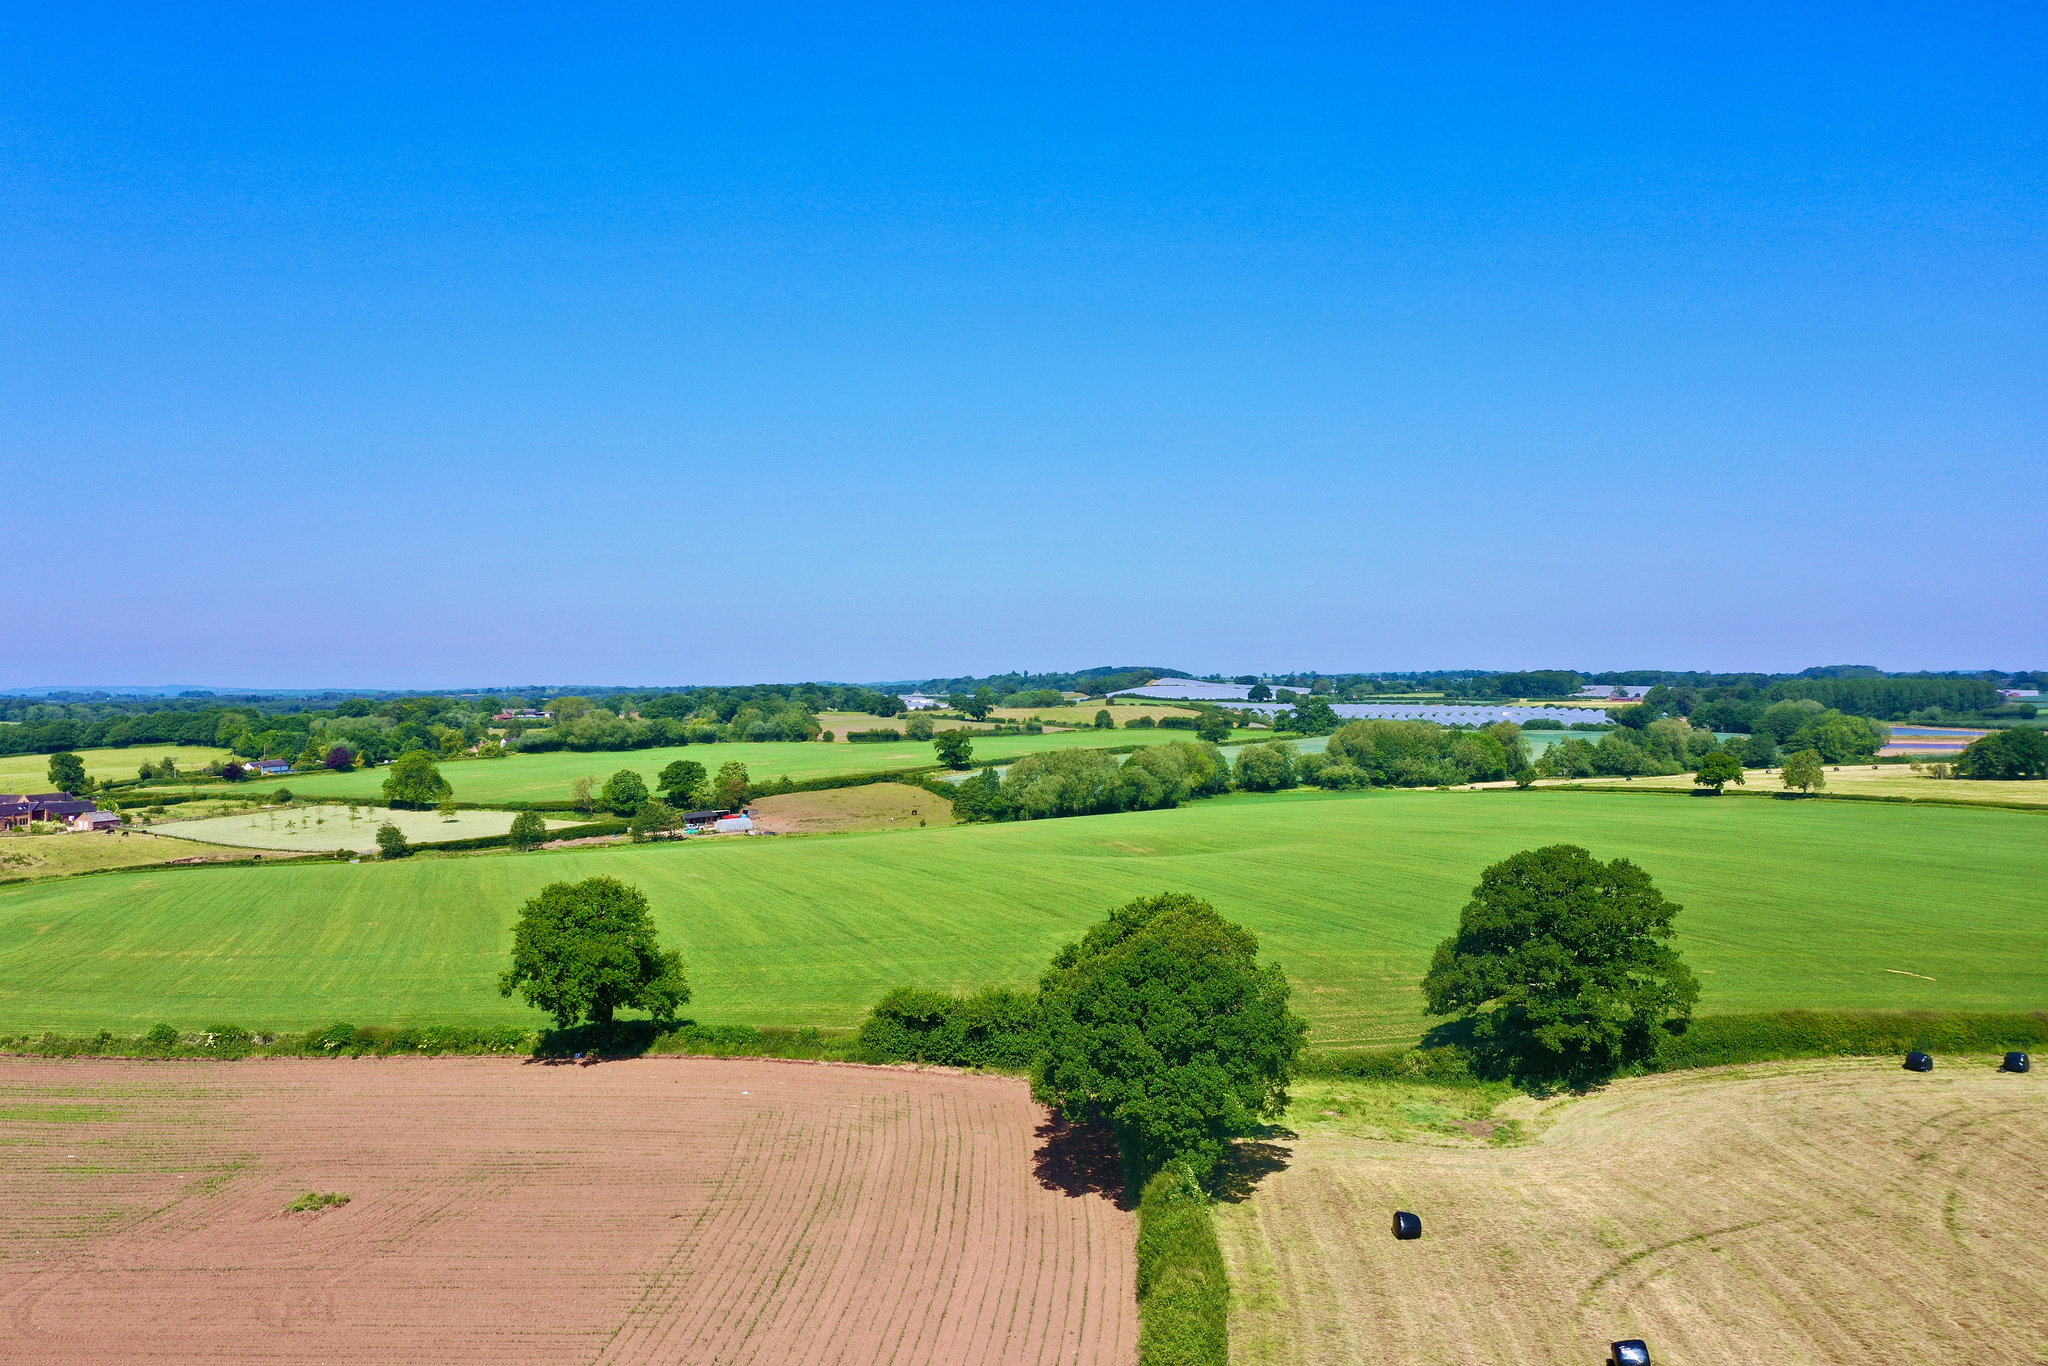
[0,1056,1135,1365]
[1215,1057,2048,1365]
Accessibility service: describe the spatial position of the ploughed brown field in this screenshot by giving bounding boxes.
[1217,1058,2048,1365]
[0,1057,1135,1365]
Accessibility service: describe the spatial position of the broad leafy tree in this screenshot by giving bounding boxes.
[1421,845,1698,1084]
[1955,727,2048,780]
[1234,741,1297,791]
[600,769,650,816]
[508,811,548,850]
[499,876,689,1028]
[374,822,410,859]
[628,799,679,842]
[1780,749,1827,792]
[1247,683,1272,702]
[324,745,355,771]
[656,759,706,806]
[713,761,751,810]
[1035,892,1306,1186]
[47,751,86,793]
[934,730,975,769]
[1693,751,1745,792]
[382,751,452,808]
[1095,709,1115,729]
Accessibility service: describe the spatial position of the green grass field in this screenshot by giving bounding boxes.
[165,728,1190,806]
[0,745,233,791]
[1,788,2038,1044]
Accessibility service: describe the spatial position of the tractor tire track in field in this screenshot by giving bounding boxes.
[0,1057,1136,1365]
[1215,1058,2048,1365]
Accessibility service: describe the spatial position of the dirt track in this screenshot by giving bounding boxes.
[1216,1057,2048,1365]
[0,1056,1135,1365]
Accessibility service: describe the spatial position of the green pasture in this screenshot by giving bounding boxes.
[168,728,1193,806]
[0,745,233,791]
[1,789,2039,1045]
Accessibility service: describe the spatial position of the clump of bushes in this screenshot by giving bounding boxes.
[854,986,1039,1067]
[950,741,1231,822]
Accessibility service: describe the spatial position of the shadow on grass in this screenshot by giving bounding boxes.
[528,1020,666,1063]
[1213,1130,1294,1203]
[1033,1113,1132,1210]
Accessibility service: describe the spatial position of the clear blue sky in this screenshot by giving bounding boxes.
[5,4,2042,688]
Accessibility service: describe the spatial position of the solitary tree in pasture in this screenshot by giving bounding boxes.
[1693,751,1745,793]
[1094,709,1114,729]
[656,759,706,806]
[375,823,410,859]
[382,751,452,809]
[1421,845,1698,1084]
[934,731,975,769]
[600,769,650,816]
[1780,749,1827,793]
[499,876,689,1028]
[714,761,751,810]
[1247,683,1272,702]
[508,811,548,850]
[47,752,87,793]
[437,798,459,821]
[1197,711,1233,744]
[1035,892,1306,1187]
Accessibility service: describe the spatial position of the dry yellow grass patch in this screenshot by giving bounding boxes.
[1560,765,2048,806]
[812,711,1002,737]
[746,782,956,834]
[1002,703,1199,725]
[1216,1058,2048,1365]
[0,830,298,880]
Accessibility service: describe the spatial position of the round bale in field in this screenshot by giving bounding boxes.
[1904,1051,1934,1072]
[1392,1210,1422,1240]
[1610,1340,1652,1366]
[2004,1051,2031,1073]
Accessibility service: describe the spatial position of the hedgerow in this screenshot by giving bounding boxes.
[1135,1164,1229,1366]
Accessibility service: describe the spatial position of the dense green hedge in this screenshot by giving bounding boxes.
[1136,1164,1229,1366]
[1649,1009,2048,1070]
[1302,1010,2048,1083]
[853,986,1040,1067]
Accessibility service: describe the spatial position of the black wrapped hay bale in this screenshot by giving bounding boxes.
[1391,1210,1421,1240]
[2004,1051,2031,1073]
[1904,1051,1934,1072]
[1610,1339,1651,1365]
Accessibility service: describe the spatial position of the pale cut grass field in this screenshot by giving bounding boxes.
[0,830,288,880]
[1559,764,2048,806]
[748,782,957,835]
[812,711,1005,737]
[152,804,579,853]
[1217,1057,2048,1365]
[0,745,233,791]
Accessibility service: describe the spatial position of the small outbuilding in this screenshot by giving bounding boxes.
[70,810,123,832]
